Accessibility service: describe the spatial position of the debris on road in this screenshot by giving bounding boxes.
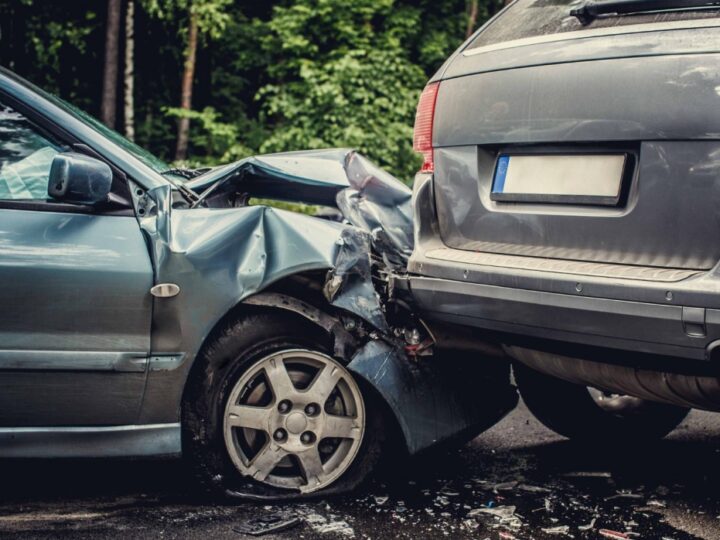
[301,510,355,538]
[578,517,597,531]
[232,511,302,536]
[561,471,613,479]
[541,524,571,535]
[599,529,631,539]
[468,504,523,530]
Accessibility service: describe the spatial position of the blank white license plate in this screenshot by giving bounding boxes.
[492,154,626,205]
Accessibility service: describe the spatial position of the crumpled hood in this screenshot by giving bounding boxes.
[186,149,414,269]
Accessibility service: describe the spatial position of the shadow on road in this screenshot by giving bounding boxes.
[0,406,719,539]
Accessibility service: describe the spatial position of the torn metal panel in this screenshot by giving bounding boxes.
[337,152,414,269]
[348,340,518,455]
[323,228,389,333]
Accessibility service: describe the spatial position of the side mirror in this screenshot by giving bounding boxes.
[48,152,112,206]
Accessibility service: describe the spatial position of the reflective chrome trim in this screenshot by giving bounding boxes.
[148,354,186,371]
[463,18,720,57]
[0,423,181,458]
[150,283,181,298]
[0,350,148,372]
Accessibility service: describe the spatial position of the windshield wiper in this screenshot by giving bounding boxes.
[570,0,720,24]
[162,167,211,180]
[160,169,203,203]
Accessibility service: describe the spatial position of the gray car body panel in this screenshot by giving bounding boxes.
[409,8,720,384]
[0,210,152,426]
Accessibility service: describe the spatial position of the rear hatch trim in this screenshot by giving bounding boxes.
[425,247,700,283]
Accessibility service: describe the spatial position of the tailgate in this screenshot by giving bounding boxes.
[433,43,720,271]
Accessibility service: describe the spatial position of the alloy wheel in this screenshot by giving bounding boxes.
[223,349,365,493]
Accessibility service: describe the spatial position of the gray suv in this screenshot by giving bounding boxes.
[405,0,720,441]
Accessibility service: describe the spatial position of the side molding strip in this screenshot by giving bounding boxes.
[0,350,148,372]
[0,423,181,458]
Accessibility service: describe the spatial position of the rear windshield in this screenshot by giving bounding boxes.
[468,0,720,50]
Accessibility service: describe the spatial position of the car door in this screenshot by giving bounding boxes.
[0,98,154,426]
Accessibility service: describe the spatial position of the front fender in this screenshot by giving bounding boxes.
[348,340,518,455]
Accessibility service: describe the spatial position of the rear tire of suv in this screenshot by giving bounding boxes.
[513,362,690,442]
[182,309,386,500]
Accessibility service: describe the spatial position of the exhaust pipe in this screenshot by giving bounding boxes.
[506,345,720,412]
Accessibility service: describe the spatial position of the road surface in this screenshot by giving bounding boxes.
[1,401,719,539]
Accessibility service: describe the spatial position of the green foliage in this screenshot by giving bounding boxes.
[255,0,429,181]
[143,0,232,39]
[0,0,503,180]
[258,48,424,181]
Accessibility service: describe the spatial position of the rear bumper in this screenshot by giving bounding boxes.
[406,269,720,365]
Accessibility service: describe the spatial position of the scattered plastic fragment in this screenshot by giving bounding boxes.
[494,481,519,492]
[232,512,302,536]
[302,512,355,537]
[562,471,612,478]
[578,517,597,531]
[541,525,570,535]
[518,484,551,494]
[469,505,522,529]
[599,529,630,539]
[605,491,644,501]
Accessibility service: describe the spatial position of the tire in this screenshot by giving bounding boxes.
[182,309,386,500]
[513,361,691,442]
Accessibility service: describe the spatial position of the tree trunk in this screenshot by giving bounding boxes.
[175,10,199,161]
[101,0,122,128]
[465,0,479,39]
[124,0,135,141]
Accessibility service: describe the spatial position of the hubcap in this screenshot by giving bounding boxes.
[286,412,307,434]
[223,349,365,493]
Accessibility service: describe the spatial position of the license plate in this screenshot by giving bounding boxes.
[491,154,627,205]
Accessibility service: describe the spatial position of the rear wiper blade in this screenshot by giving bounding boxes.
[570,0,720,25]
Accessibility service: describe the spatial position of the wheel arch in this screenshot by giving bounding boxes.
[177,272,408,457]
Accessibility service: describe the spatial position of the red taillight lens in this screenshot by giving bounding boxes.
[413,82,440,173]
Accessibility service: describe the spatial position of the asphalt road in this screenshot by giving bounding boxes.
[1,401,719,540]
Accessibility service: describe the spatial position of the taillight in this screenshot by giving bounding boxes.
[413,82,440,173]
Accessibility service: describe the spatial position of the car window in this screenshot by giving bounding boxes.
[0,101,63,200]
[468,0,720,50]
[52,97,171,175]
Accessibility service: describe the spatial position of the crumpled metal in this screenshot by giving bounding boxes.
[136,148,515,487]
[138,184,387,360]
[186,148,413,270]
[338,151,413,269]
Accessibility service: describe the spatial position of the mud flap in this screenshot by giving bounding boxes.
[348,340,518,455]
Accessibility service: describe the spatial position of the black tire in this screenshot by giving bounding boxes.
[182,309,386,500]
[513,361,691,442]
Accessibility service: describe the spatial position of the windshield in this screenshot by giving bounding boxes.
[47,95,171,174]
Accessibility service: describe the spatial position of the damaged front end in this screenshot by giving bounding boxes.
[135,149,516,498]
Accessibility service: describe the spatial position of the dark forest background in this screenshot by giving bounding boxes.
[0,0,504,180]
